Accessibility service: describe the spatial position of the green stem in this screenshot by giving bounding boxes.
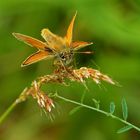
[56,94,140,132]
[0,88,28,124]
[0,101,17,124]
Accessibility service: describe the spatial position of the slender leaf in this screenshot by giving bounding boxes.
[110,102,115,114]
[80,92,86,103]
[69,106,82,115]
[117,125,133,134]
[92,98,100,109]
[121,98,128,120]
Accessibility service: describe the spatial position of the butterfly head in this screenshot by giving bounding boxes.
[55,48,74,66]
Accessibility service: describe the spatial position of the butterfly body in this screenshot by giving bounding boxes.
[55,48,74,66]
[13,12,93,67]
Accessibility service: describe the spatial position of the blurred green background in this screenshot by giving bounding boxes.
[0,0,140,139]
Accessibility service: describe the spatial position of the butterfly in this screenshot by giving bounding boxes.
[13,12,93,67]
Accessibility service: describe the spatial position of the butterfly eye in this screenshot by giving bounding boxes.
[59,53,65,60]
[61,55,65,59]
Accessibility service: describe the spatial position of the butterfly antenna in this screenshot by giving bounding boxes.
[74,51,93,54]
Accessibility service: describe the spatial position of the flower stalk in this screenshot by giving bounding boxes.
[1,66,138,134]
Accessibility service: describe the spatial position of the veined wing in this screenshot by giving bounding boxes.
[21,50,54,67]
[65,12,77,46]
[72,41,93,50]
[41,29,65,51]
[13,33,51,51]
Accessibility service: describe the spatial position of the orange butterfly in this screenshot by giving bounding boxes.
[13,12,93,67]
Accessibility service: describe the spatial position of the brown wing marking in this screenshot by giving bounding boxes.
[21,51,53,67]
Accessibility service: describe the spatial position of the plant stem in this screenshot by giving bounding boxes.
[56,94,140,132]
[0,101,17,124]
[1,90,140,133]
[0,88,28,124]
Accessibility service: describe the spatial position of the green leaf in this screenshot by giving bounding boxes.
[69,106,82,115]
[117,125,133,134]
[110,102,115,114]
[121,98,128,120]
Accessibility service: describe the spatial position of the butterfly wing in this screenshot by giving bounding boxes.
[13,33,51,51]
[41,29,65,51]
[21,51,53,67]
[72,41,93,50]
[65,12,77,47]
